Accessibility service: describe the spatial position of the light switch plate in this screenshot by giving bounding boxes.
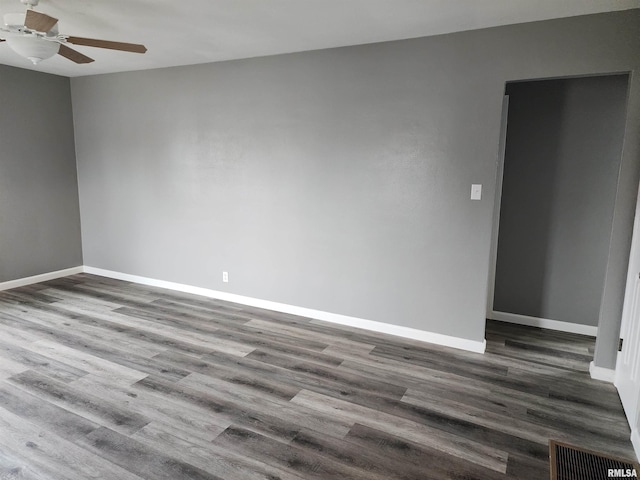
[471,184,482,200]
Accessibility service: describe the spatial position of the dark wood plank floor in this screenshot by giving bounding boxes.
[0,273,634,479]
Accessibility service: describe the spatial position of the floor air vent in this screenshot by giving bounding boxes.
[550,440,639,480]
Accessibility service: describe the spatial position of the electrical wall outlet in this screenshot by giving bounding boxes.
[222,271,229,283]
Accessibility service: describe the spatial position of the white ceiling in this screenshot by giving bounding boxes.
[0,0,638,78]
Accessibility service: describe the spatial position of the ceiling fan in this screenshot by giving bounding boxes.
[0,0,146,65]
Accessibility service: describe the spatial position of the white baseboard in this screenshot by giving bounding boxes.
[589,361,615,382]
[84,266,486,354]
[0,266,84,292]
[631,429,640,462]
[490,310,598,337]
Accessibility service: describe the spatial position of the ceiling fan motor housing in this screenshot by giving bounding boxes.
[20,0,40,7]
[4,13,26,27]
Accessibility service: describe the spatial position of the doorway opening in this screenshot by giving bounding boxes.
[487,74,630,337]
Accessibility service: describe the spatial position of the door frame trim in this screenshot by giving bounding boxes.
[486,94,509,318]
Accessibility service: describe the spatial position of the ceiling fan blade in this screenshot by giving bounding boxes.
[58,43,94,64]
[66,36,146,54]
[24,10,58,32]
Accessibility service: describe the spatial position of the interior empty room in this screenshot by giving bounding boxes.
[1,1,640,479]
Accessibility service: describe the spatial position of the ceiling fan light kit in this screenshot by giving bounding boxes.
[0,0,146,66]
[6,34,58,63]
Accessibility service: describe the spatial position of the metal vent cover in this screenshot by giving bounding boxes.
[550,440,639,480]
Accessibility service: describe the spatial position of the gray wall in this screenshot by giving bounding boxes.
[494,76,629,327]
[0,65,82,282]
[71,10,640,349]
